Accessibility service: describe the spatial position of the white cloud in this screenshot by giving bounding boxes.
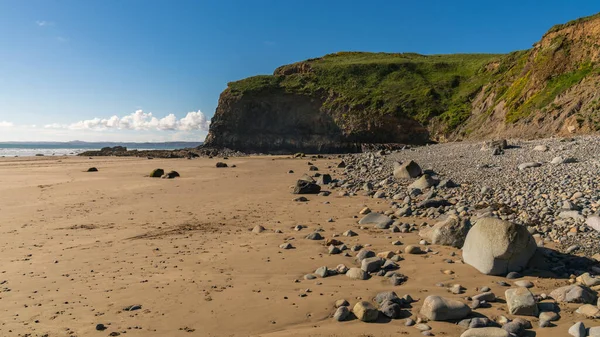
[0,121,13,127]
[44,110,211,132]
[36,20,54,27]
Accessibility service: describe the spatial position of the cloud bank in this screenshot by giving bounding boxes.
[44,110,210,132]
[0,121,13,127]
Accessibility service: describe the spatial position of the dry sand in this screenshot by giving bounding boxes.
[0,156,593,336]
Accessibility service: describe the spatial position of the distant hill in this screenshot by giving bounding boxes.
[205,12,600,153]
[0,141,203,149]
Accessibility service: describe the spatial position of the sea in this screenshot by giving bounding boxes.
[0,142,203,157]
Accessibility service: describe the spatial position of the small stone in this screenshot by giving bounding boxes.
[506,272,521,279]
[279,243,293,249]
[335,264,349,274]
[252,225,265,233]
[461,327,509,337]
[568,322,586,337]
[420,295,471,321]
[346,268,368,280]
[514,280,533,288]
[335,299,350,308]
[505,287,538,316]
[359,207,371,215]
[405,245,422,254]
[353,301,379,322]
[538,311,559,322]
[472,292,496,302]
[333,306,350,321]
[576,304,600,318]
[415,323,431,331]
[315,267,329,278]
[343,230,358,237]
[550,285,596,303]
[361,257,383,273]
[305,232,323,240]
[380,300,403,319]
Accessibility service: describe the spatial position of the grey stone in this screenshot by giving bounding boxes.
[517,162,541,170]
[361,257,384,273]
[568,322,586,337]
[550,285,596,303]
[293,179,321,194]
[419,215,471,248]
[514,280,533,288]
[333,306,350,321]
[353,301,379,322]
[305,232,323,240]
[346,268,368,280]
[462,218,537,275]
[358,212,393,229]
[472,292,496,302]
[343,230,358,237]
[409,174,437,190]
[356,249,376,261]
[505,287,538,316]
[315,266,329,278]
[380,300,403,319]
[419,295,471,321]
[460,327,509,337]
[405,245,422,254]
[393,160,422,179]
[335,299,350,308]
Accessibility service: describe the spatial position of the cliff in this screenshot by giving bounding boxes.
[205,13,600,153]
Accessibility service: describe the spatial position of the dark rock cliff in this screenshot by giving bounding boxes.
[204,88,429,154]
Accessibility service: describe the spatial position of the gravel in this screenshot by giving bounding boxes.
[336,136,600,257]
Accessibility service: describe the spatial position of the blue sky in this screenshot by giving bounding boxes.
[0,0,598,142]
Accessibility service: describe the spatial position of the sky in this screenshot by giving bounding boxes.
[0,0,598,142]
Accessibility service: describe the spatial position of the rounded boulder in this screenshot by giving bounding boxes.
[462,218,536,276]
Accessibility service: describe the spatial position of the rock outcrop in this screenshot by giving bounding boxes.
[204,13,600,153]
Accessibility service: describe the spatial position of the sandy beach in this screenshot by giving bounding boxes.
[0,155,595,337]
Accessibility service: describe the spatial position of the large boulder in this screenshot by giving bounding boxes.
[505,287,538,316]
[549,285,596,304]
[419,215,471,248]
[420,295,471,321]
[462,218,536,275]
[393,160,422,179]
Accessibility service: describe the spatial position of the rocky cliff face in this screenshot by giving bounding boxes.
[205,13,600,153]
[205,87,429,153]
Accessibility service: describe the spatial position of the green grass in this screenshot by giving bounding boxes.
[505,62,596,123]
[228,52,505,131]
[546,12,600,34]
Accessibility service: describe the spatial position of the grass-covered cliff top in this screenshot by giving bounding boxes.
[228,52,506,130]
[546,12,600,35]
